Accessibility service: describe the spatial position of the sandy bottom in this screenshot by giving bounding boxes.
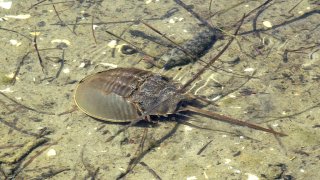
[0,0,319,179]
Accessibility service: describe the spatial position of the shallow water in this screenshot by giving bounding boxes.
[0,0,319,179]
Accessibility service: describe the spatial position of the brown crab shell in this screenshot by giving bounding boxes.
[74,68,154,122]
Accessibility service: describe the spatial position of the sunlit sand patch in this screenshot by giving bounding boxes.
[244,67,255,72]
[186,176,197,180]
[98,62,118,68]
[5,14,31,19]
[0,0,12,9]
[107,40,117,48]
[30,31,41,36]
[145,0,152,4]
[246,173,259,180]
[51,39,71,46]
[0,87,13,93]
[62,68,70,74]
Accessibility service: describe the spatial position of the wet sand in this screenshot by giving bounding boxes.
[0,0,319,179]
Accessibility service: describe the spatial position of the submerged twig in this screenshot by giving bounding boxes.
[140,162,161,180]
[81,144,100,179]
[31,0,74,9]
[0,117,39,137]
[116,123,180,180]
[0,27,32,41]
[141,20,222,69]
[244,0,274,20]
[91,15,97,44]
[56,49,65,79]
[173,0,214,30]
[48,49,65,82]
[181,14,245,90]
[31,168,71,180]
[252,4,271,39]
[105,30,158,66]
[0,92,55,115]
[8,117,19,134]
[267,125,287,155]
[0,138,47,164]
[208,1,246,18]
[240,9,320,36]
[288,0,303,14]
[282,44,319,62]
[11,51,31,85]
[57,105,78,116]
[262,102,320,123]
[13,139,61,178]
[52,5,77,35]
[33,31,46,74]
[197,140,213,155]
[0,144,24,150]
[28,0,47,10]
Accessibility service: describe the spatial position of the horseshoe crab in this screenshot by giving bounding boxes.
[74,67,286,136]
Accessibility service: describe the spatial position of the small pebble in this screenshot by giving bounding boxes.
[107,40,117,48]
[47,149,57,157]
[262,21,272,28]
[99,62,117,68]
[62,68,70,74]
[9,39,21,46]
[79,62,86,68]
[184,126,193,131]
[169,18,175,23]
[224,159,231,164]
[5,72,15,79]
[92,25,99,30]
[246,173,259,180]
[187,176,197,180]
[234,169,241,174]
[244,67,255,72]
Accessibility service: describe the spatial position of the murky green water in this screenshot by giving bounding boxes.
[0,0,319,179]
